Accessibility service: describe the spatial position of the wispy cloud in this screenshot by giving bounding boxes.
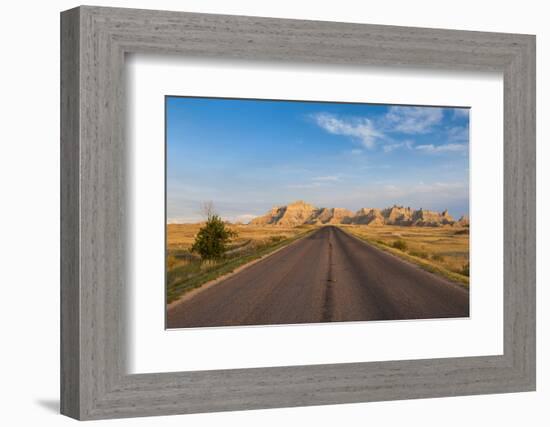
[384,106,444,134]
[312,107,446,153]
[382,140,414,153]
[311,113,383,149]
[415,143,467,153]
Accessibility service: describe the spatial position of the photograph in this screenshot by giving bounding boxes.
[165,96,470,328]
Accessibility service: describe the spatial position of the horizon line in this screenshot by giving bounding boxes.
[167,201,469,225]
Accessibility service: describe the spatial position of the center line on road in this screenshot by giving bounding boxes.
[322,233,335,322]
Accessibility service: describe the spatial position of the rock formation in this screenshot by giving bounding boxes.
[250,202,464,227]
[457,215,470,227]
[250,200,316,227]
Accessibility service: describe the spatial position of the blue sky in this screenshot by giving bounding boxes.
[166,97,469,223]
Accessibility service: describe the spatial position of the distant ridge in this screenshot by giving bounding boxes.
[250,200,469,227]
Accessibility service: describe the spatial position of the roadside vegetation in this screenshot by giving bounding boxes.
[190,212,237,260]
[167,222,316,303]
[341,225,470,287]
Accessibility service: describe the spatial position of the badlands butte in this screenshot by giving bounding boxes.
[250,200,469,228]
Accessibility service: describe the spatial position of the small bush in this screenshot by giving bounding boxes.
[392,239,408,251]
[432,253,444,262]
[191,214,237,260]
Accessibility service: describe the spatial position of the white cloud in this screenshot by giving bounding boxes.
[416,143,467,153]
[312,113,383,149]
[384,106,444,134]
[382,140,414,153]
[312,107,462,154]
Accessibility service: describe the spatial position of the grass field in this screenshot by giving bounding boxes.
[340,224,470,286]
[166,223,316,303]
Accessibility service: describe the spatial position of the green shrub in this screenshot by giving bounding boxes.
[191,214,237,260]
[392,239,408,251]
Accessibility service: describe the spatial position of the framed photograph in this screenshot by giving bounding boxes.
[61,6,536,420]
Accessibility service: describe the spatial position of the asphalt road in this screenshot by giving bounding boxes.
[167,226,469,328]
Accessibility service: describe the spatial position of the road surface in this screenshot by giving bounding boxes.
[167,226,469,328]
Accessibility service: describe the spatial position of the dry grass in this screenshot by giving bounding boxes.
[340,224,470,286]
[167,223,309,250]
[166,223,316,302]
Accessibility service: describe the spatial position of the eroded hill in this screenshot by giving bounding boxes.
[250,200,469,227]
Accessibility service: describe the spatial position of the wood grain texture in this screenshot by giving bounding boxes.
[60,5,536,420]
[60,7,80,419]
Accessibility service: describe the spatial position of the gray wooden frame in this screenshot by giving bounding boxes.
[60,5,536,420]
